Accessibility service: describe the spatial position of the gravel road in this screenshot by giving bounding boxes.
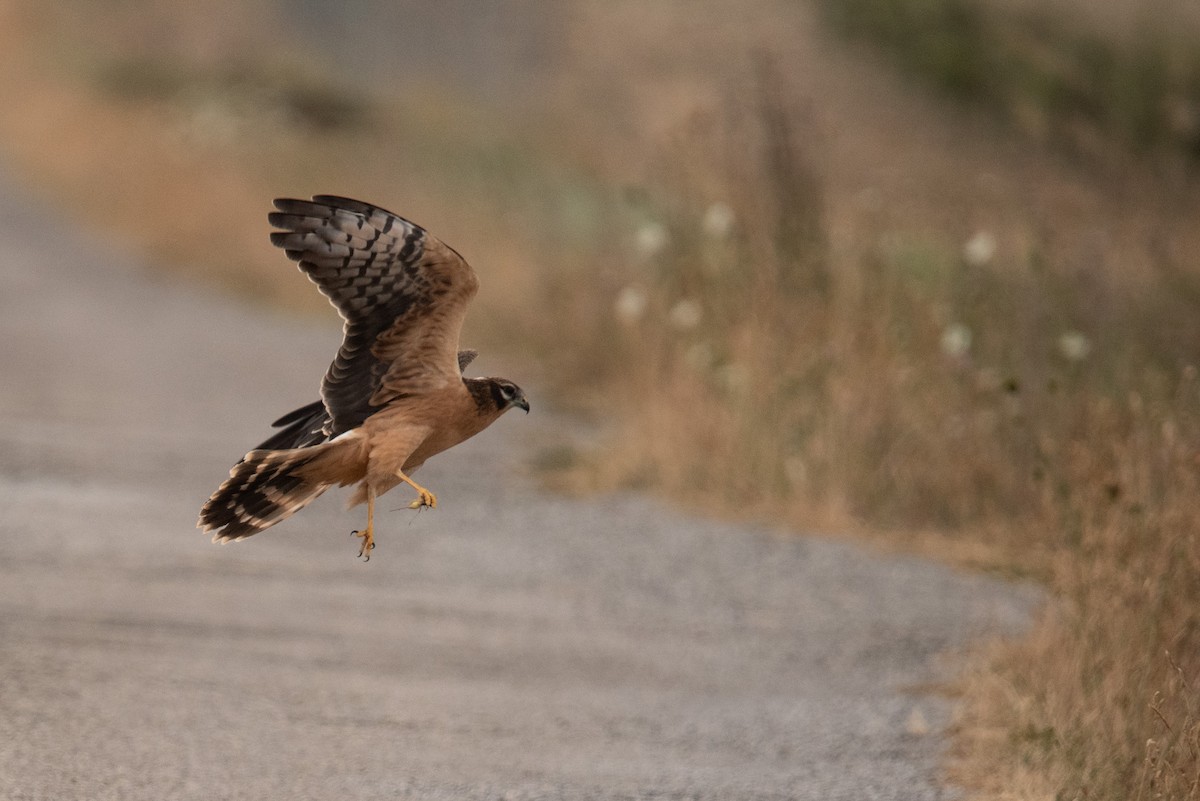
[0,173,1036,800]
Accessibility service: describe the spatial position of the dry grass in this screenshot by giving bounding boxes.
[0,1,551,329]
[819,0,1200,162]
[3,1,1200,800]
[945,391,1200,799]
[566,105,1200,797]
[541,6,1200,799]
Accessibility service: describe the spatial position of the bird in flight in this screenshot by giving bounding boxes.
[198,195,529,559]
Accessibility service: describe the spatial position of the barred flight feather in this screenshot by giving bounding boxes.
[199,449,328,542]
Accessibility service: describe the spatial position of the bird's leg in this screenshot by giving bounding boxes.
[396,470,437,509]
[352,485,376,560]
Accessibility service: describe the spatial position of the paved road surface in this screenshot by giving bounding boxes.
[0,174,1036,800]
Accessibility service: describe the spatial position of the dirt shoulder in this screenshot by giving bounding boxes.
[0,163,1038,798]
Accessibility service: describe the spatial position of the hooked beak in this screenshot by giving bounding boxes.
[514,395,530,414]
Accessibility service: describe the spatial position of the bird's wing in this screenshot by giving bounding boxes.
[255,399,329,451]
[256,349,481,451]
[456,348,479,373]
[269,195,479,436]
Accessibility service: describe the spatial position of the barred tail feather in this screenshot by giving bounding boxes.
[198,448,330,542]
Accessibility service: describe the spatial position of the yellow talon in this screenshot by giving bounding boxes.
[395,470,437,510]
[353,528,375,560]
[354,485,377,560]
[407,488,437,509]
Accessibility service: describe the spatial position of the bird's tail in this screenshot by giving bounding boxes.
[197,436,364,543]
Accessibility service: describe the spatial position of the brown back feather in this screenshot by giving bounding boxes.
[268,195,479,436]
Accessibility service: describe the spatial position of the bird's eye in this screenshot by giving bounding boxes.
[499,383,515,399]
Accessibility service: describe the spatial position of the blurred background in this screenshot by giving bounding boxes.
[2,1,1198,798]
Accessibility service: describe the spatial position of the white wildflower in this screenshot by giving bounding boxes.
[668,298,703,331]
[614,286,648,326]
[702,202,735,238]
[940,323,973,359]
[635,222,669,258]
[963,231,997,267]
[1057,331,1091,362]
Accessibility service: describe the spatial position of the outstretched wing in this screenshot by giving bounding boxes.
[269,195,479,436]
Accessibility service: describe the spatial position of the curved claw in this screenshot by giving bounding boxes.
[352,528,374,560]
[407,488,438,510]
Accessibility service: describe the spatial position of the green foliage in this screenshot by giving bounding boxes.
[818,0,1200,160]
[94,57,372,132]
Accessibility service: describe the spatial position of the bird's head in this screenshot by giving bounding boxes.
[464,376,530,417]
[489,378,530,414]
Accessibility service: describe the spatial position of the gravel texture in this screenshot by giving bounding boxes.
[0,175,1038,800]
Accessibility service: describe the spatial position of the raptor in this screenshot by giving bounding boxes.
[198,195,529,559]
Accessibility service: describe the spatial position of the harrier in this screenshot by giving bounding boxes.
[198,195,529,559]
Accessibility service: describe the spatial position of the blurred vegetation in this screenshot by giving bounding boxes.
[819,0,1200,161]
[540,51,1200,801]
[95,57,372,133]
[2,1,1199,799]
[626,118,1192,801]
